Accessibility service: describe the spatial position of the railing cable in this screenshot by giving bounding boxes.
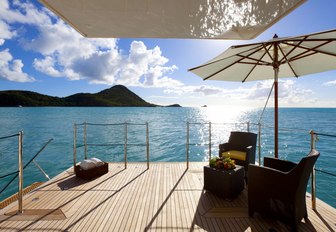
[315,168,336,177]
[0,133,19,140]
[0,138,53,195]
[0,171,19,179]
[314,132,336,138]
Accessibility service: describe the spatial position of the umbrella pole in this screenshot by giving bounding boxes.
[273,38,279,159]
[274,71,279,159]
[273,34,279,159]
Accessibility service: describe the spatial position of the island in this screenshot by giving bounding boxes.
[0,85,181,107]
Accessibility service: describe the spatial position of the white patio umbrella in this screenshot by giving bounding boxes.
[189,29,336,158]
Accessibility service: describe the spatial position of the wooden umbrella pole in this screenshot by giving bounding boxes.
[274,75,279,159]
[273,38,279,159]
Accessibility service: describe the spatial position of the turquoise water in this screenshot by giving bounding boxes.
[0,107,335,208]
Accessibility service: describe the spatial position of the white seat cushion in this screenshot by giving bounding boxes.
[90,157,104,167]
[79,159,96,170]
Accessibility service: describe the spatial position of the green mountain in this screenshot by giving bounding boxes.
[0,85,157,107]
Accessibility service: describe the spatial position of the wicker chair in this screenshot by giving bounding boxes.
[248,149,320,231]
[219,131,257,173]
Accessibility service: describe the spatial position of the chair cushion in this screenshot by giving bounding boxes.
[79,159,96,170]
[90,157,104,167]
[222,150,246,161]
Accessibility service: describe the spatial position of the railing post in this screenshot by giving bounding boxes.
[247,121,250,132]
[258,123,261,166]
[18,131,23,214]
[84,121,87,160]
[124,122,128,169]
[310,130,317,210]
[186,122,189,169]
[146,122,149,169]
[209,122,211,164]
[73,123,77,170]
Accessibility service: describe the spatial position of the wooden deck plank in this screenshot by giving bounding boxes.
[1,162,336,232]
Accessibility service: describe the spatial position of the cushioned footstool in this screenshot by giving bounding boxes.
[75,158,108,180]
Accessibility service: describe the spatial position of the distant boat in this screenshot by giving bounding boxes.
[202,105,207,107]
[18,105,23,107]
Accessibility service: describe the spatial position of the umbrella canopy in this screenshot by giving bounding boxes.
[39,0,305,40]
[189,29,336,158]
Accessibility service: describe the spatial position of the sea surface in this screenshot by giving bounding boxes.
[0,107,335,208]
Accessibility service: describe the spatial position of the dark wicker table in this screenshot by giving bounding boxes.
[204,165,245,199]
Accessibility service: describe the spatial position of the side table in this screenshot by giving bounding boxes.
[204,165,245,199]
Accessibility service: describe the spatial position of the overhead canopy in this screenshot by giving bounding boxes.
[39,0,306,39]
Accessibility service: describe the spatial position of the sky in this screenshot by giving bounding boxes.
[0,0,336,108]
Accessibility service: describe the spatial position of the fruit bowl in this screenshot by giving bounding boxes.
[210,157,236,170]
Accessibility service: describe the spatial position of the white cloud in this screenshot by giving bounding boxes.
[323,80,336,86]
[0,20,15,45]
[0,49,35,82]
[0,0,178,87]
[245,79,315,105]
[246,80,274,99]
[33,56,62,77]
[164,85,231,96]
[160,79,316,106]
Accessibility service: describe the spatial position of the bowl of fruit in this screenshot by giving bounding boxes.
[210,157,236,170]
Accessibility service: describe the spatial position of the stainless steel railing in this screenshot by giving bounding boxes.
[186,121,252,169]
[0,132,52,214]
[186,121,336,210]
[74,122,150,170]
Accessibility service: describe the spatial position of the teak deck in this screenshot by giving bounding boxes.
[0,162,335,231]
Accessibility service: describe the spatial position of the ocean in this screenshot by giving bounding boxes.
[0,107,335,208]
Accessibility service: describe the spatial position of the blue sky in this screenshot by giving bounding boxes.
[1,0,336,107]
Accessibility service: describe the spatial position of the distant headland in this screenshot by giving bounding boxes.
[0,85,181,107]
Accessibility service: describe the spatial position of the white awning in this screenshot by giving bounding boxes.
[39,0,306,40]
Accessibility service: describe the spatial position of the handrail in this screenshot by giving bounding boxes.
[0,171,19,179]
[311,130,336,178]
[0,133,19,140]
[186,121,336,210]
[0,138,53,195]
[314,168,336,177]
[186,121,253,167]
[74,122,150,170]
[313,132,336,138]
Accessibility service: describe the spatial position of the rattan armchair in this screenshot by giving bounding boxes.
[219,131,257,172]
[248,149,320,231]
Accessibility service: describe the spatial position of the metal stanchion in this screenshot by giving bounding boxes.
[209,122,211,164]
[124,122,128,169]
[258,123,261,166]
[73,123,77,170]
[18,131,23,214]
[186,122,189,169]
[310,130,317,210]
[146,122,149,169]
[84,121,87,159]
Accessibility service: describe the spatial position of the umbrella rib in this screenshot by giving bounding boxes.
[241,45,272,82]
[188,44,264,72]
[278,36,307,64]
[281,40,336,63]
[236,55,270,66]
[278,43,300,77]
[262,43,275,64]
[202,45,266,81]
